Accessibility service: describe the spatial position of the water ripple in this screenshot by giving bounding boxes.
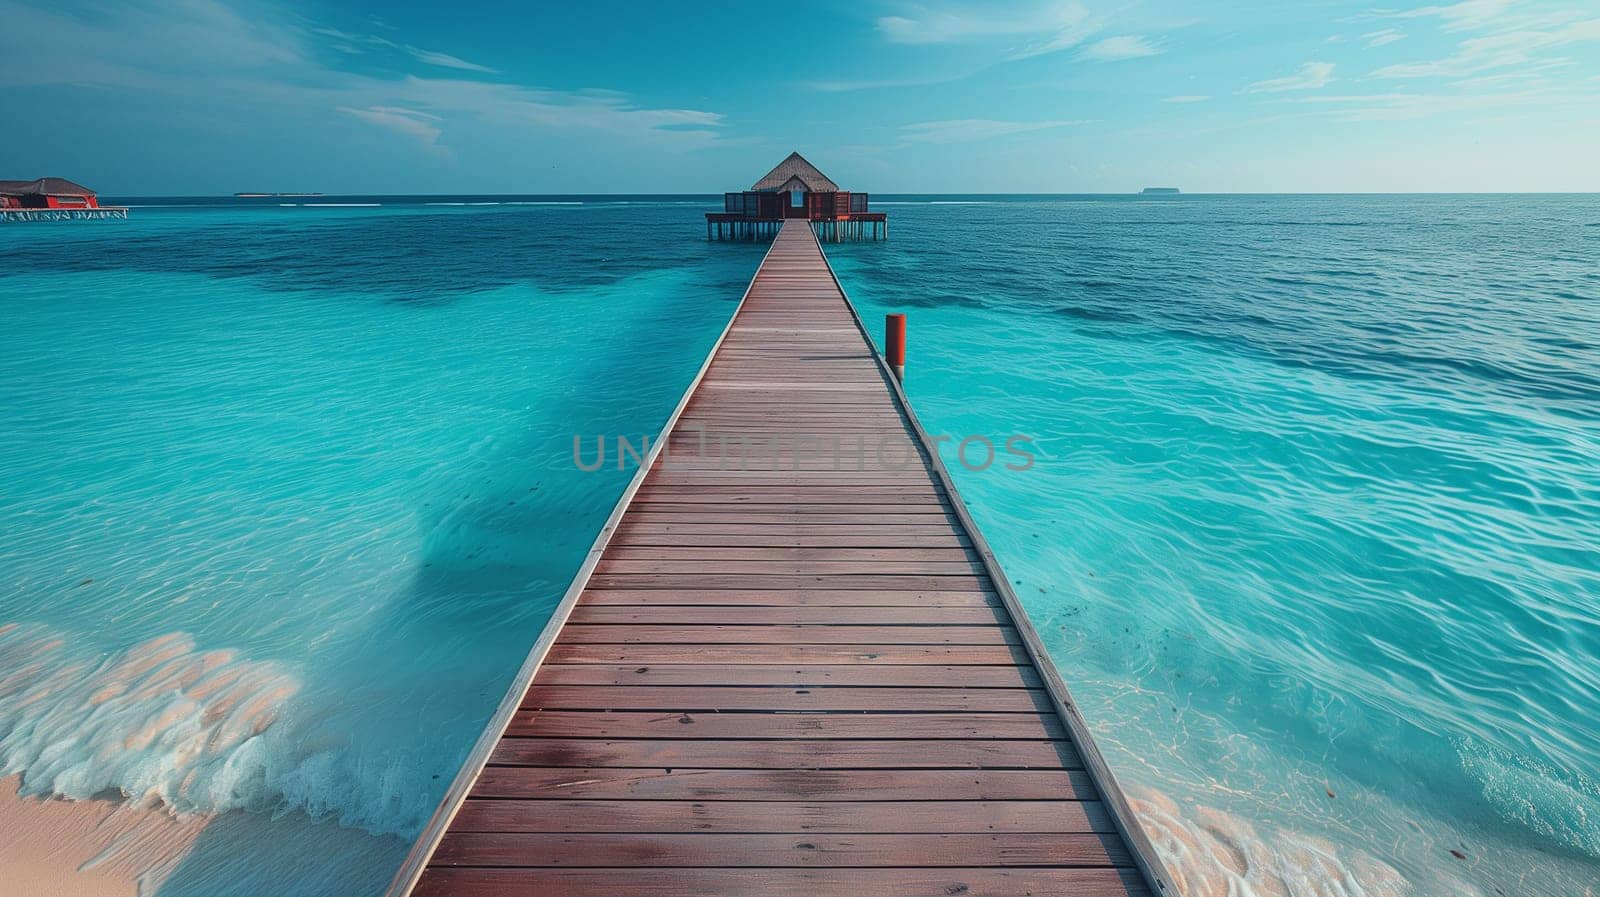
[830,194,1600,896]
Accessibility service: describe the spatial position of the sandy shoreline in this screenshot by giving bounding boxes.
[0,775,210,897]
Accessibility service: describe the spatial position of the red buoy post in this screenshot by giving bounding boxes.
[885,313,907,382]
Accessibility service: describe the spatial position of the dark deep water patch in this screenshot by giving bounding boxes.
[1,200,757,303]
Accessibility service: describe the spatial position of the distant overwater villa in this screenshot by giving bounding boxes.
[0,177,128,221]
[706,151,888,241]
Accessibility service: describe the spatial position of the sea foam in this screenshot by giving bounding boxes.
[0,624,296,816]
[0,622,452,838]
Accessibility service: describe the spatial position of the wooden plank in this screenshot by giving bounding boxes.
[608,533,975,548]
[431,832,1131,868]
[601,547,975,562]
[542,644,1030,665]
[594,559,988,576]
[519,685,1052,712]
[566,606,1008,625]
[534,664,1040,688]
[585,574,995,591]
[633,470,940,482]
[619,504,956,516]
[555,625,1021,645]
[416,867,1150,897]
[633,482,934,495]
[601,514,963,525]
[504,711,1066,740]
[489,738,1077,769]
[469,767,1096,801]
[616,520,957,531]
[646,469,939,480]
[633,476,934,489]
[578,590,998,607]
[448,798,1111,833]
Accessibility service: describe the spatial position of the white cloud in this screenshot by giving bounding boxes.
[310,26,498,74]
[403,47,497,74]
[1245,62,1336,92]
[1451,61,1572,88]
[1363,28,1407,47]
[1397,0,1517,31]
[1300,89,1540,120]
[1163,95,1211,103]
[1286,7,1599,126]
[806,72,970,93]
[338,105,443,150]
[875,1,1097,58]
[876,14,945,43]
[0,0,306,88]
[1372,16,1600,78]
[0,0,723,153]
[382,77,724,144]
[899,118,1088,143]
[813,1,1128,89]
[877,2,1085,42]
[1080,35,1162,61]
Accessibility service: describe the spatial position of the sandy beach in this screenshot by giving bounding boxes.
[0,775,209,897]
[0,775,410,897]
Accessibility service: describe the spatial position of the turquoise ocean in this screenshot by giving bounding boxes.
[1,196,1596,896]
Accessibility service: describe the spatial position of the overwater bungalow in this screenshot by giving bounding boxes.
[0,178,128,221]
[707,151,886,241]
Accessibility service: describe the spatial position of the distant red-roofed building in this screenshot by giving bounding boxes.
[0,178,102,210]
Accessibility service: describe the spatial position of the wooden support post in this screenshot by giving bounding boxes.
[885,313,906,383]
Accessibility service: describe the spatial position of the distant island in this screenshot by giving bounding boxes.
[234,192,324,197]
[1140,187,1180,194]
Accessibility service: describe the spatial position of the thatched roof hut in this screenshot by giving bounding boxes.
[708,151,882,240]
[751,152,839,193]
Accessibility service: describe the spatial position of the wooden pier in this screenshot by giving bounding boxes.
[705,215,785,241]
[707,213,886,242]
[390,219,1170,897]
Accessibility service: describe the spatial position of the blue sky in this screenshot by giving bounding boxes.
[3,0,1598,193]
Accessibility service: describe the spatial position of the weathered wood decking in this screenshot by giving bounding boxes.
[395,220,1170,897]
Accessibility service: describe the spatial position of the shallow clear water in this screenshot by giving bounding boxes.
[0,200,763,894]
[827,195,1600,896]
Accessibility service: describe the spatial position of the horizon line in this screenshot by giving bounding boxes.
[103,191,1600,198]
